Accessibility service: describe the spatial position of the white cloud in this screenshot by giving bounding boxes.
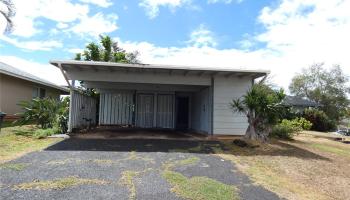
[10,0,89,37]
[0,55,67,86]
[69,13,118,38]
[207,0,243,4]
[56,22,69,29]
[139,0,192,19]
[0,35,62,51]
[67,48,84,54]
[3,0,117,40]
[116,0,350,90]
[187,24,217,47]
[78,0,113,8]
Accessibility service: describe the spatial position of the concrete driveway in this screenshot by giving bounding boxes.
[0,138,280,200]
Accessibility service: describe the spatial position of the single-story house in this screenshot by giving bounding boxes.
[51,60,269,136]
[0,62,69,120]
[282,95,320,112]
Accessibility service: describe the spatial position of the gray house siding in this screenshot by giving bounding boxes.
[56,61,267,135]
[191,87,211,134]
[212,76,251,135]
[99,92,134,125]
[68,90,97,131]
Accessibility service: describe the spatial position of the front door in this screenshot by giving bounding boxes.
[137,94,154,128]
[176,96,189,130]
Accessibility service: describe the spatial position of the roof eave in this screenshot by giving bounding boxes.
[50,60,270,76]
[0,69,69,93]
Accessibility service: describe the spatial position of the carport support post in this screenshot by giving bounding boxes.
[68,89,73,133]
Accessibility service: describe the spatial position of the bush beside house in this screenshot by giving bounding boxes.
[271,117,312,139]
[303,108,336,132]
[16,97,69,138]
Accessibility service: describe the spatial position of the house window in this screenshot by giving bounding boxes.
[39,88,46,98]
[32,87,46,99]
[32,87,39,98]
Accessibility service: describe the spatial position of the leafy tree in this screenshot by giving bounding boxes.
[231,83,285,142]
[289,63,350,121]
[75,35,140,64]
[0,0,15,33]
[74,53,81,61]
[84,43,100,61]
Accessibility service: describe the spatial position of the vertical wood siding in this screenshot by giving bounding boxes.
[136,94,154,128]
[68,90,97,131]
[99,92,134,125]
[213,76,251,135]
[156,94,174,128]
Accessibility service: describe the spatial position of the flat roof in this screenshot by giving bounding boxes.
[0,62,69,93]
[50,60,270,77]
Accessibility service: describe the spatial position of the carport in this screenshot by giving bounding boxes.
[51,60,268,136]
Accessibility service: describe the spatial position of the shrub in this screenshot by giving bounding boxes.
[33,127,59,139]
[270,117,312,139]
[17,97,70,134]
[296,117,312,130]
[17,98,59,129]
[303,108,336,132]
[270,124,296,139]
[55,97,69,134]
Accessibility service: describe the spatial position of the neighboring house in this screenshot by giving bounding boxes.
[0,62,69,120]
[51,60,268,135]
[282,95,320,112]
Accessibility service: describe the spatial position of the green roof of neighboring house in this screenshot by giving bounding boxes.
[282,95,320,107]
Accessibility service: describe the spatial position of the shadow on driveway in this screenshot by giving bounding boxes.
[45,137,330,161]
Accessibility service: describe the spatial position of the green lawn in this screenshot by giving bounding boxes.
[0,125,61,163]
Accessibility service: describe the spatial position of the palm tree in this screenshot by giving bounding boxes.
[231,83,285,142]
[0,0,15,33]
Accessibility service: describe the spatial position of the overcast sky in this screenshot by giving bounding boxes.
[0,0,349,91]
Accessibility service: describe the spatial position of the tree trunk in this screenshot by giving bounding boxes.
[244,114,268,142]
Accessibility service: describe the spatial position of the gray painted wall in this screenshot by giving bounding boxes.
[68,90,97,132]
[84,75,253,135]
[212,76,252,135]
[99,92,134,125]
[191,87,211,134]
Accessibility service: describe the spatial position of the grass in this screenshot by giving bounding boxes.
[309,143,350,157]
[214,132,350,200]
[163,156,200,170]
[46,152,155,167]
[0,125,61,163]
[0,163,28,171]
[163,170,239,200]
[119,168,153,200]
[1,121,17,128]
[13,176,109,190]
[119,171,141,200]
[161,157,239,200]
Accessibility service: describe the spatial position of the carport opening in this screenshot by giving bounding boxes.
[70,83,211,135]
